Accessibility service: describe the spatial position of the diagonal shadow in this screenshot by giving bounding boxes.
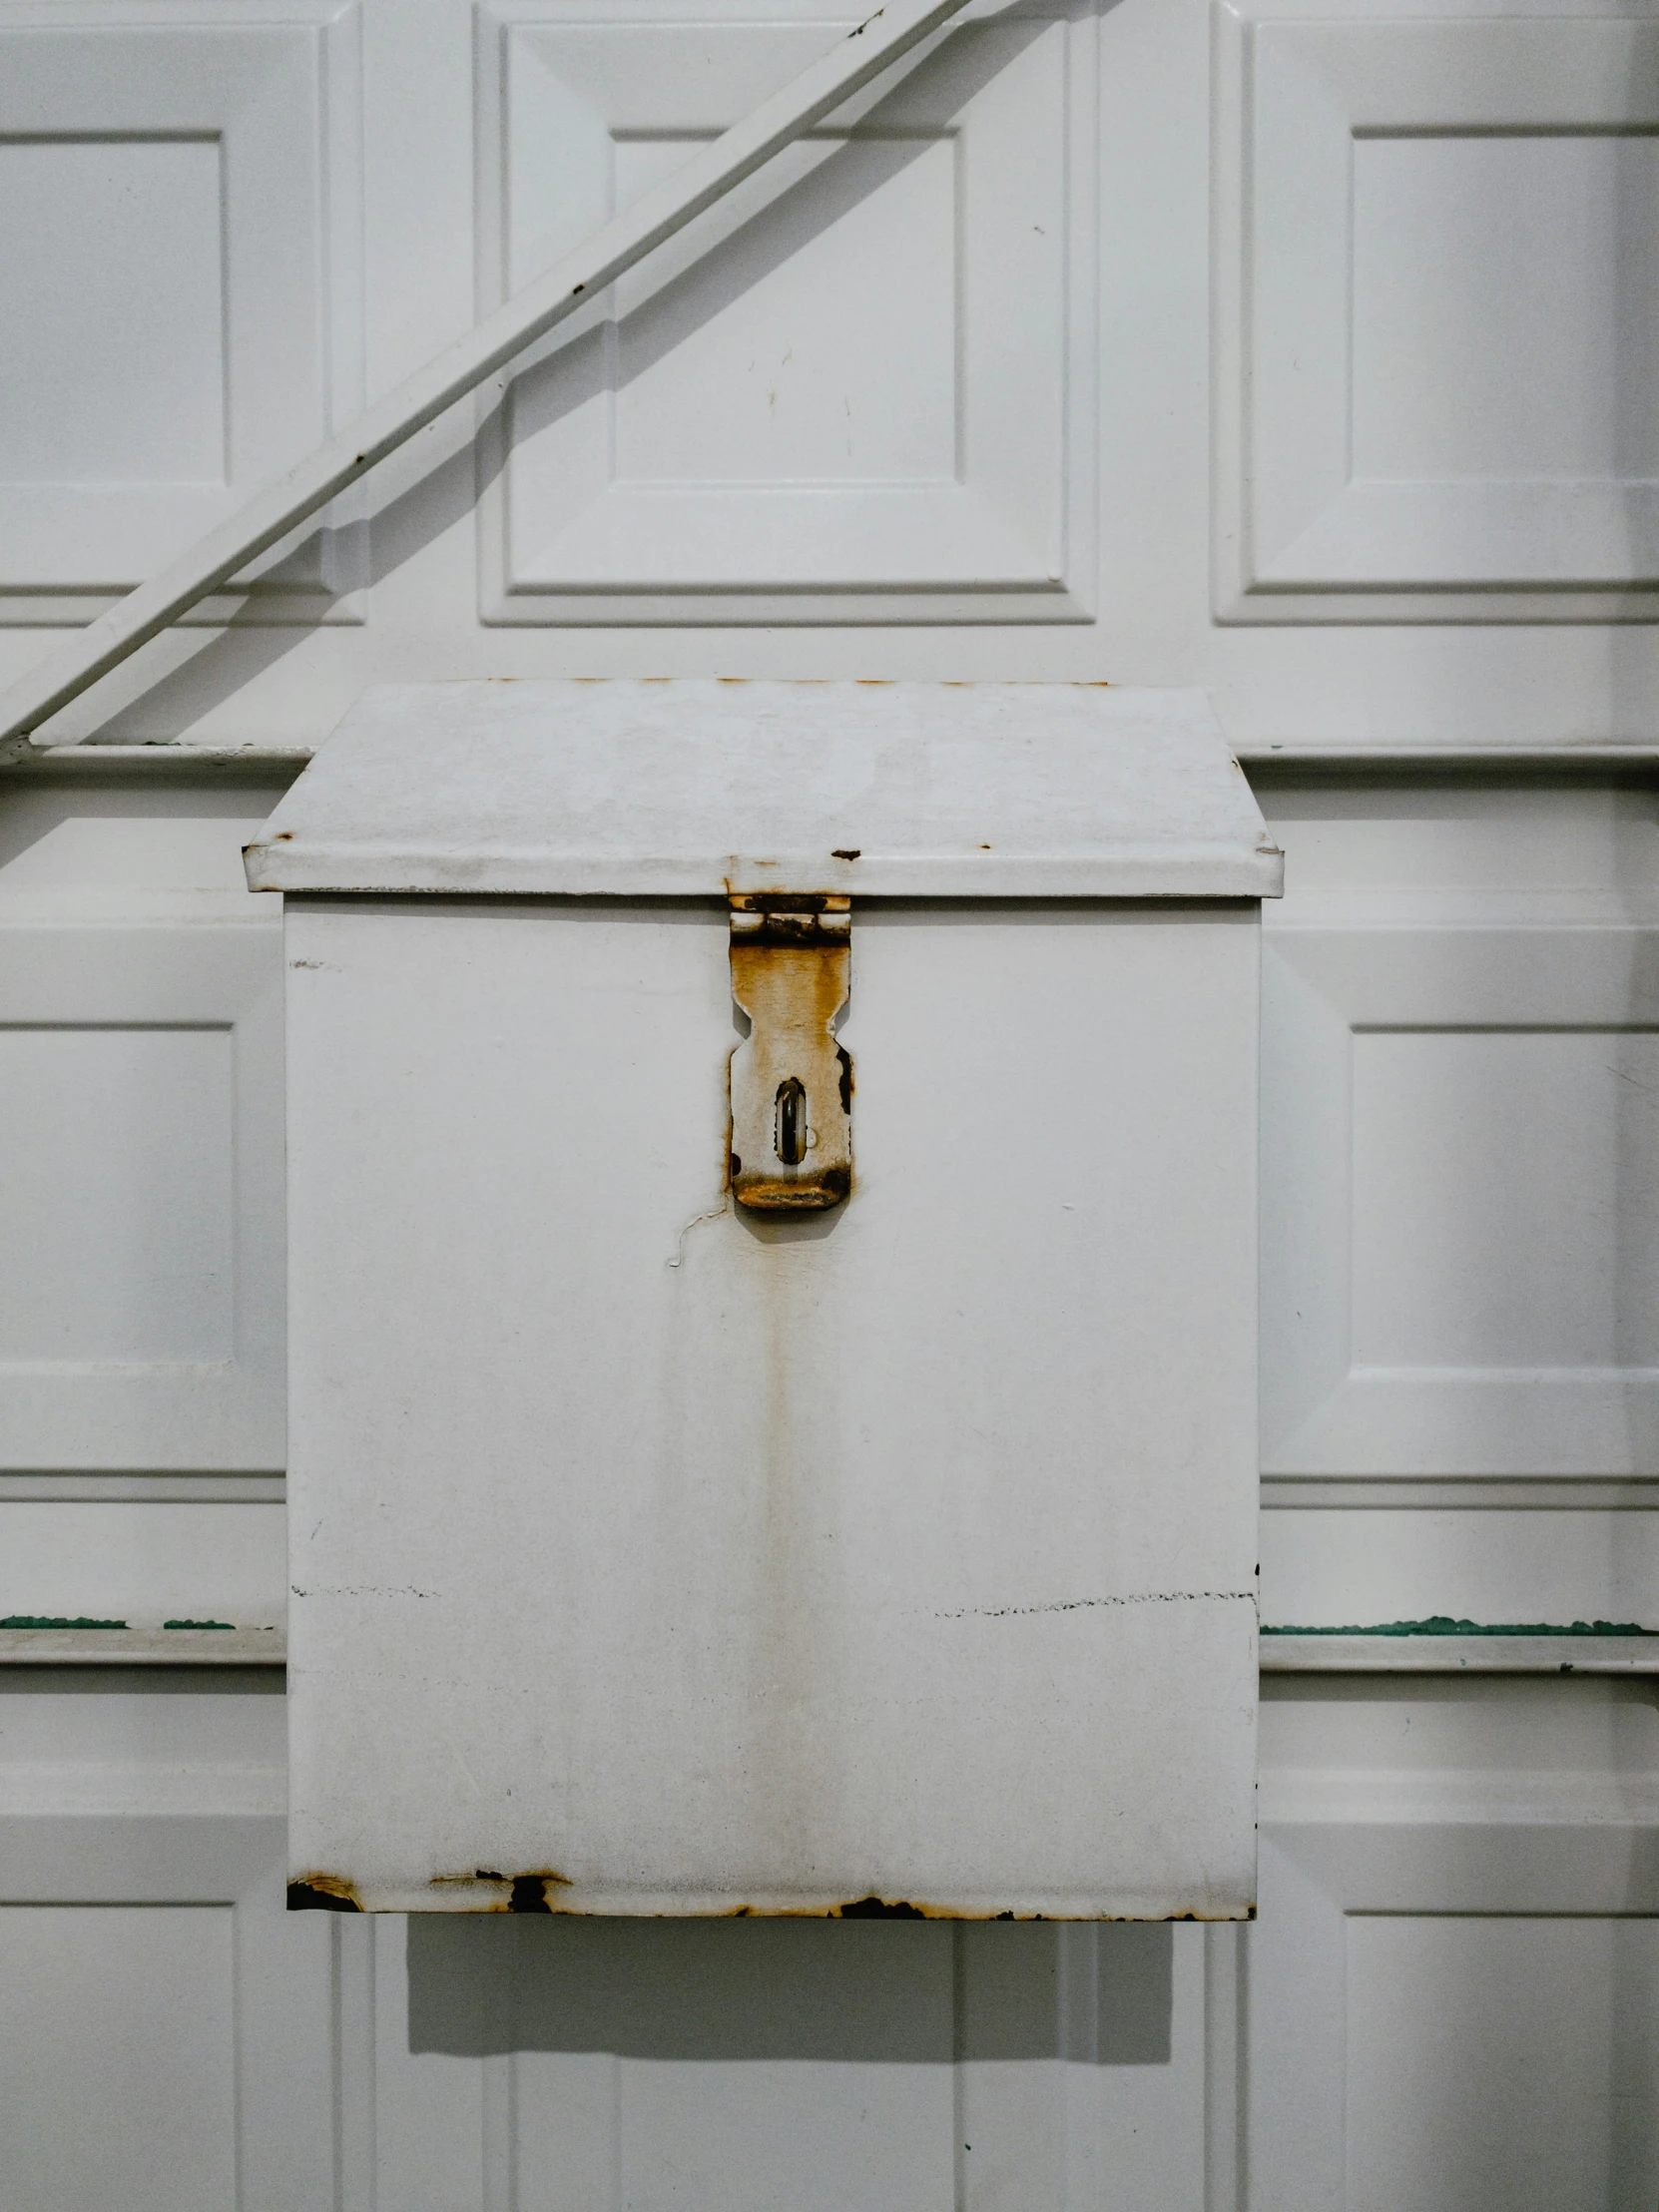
[507,14,1052,438]
[50,7,1076,740]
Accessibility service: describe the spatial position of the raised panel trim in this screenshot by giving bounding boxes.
[473,0,1098,625]
[0,0,364,627]
[1249,1822,1659,2212]
[0,920,284,1470]
[1214,0,1659,624]
[0,1814,337,2212]
[1263,916,1659,1476]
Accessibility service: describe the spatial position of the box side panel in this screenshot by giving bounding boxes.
[285,900,1259,1915]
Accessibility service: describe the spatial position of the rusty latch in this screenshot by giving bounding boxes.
[728,895,851,1212]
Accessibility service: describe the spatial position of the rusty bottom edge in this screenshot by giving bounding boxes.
[288,1874,1253,1922]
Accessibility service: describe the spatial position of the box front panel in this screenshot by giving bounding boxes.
[286,898,1258,1915]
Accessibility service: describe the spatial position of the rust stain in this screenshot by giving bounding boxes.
[288,1875,363,1912]
[729,892,843,908]
[738,1897,1249,1923]
[729,895,849,947]
[429,1867,573,1913]
[504,1877,559,1914]
[292,1875,1249,1920]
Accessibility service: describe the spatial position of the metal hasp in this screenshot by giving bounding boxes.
[729,896,851,1212]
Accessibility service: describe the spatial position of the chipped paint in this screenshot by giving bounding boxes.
[0,1614,126,1629]
[938,1590,1256,1622]
[427,1868,574,1913]
[284,1879,1251,1921]
[288,1875,363,1911]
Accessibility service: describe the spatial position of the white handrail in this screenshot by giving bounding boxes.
[0,0,976,749]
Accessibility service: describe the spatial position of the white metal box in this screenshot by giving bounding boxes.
[247,681,1280,1917]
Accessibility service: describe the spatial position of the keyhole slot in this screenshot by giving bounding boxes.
[775,1077,809,1166]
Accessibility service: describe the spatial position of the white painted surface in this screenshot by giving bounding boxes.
[1347,1915,1659,2212]
[0,137,226,487]
[0,0,1657,2192]
[477,2,1097,624]
[1262,1632,1659,1678]
[0,1501,285,1632]
[1217,5,1659,622]
[284,889,1260,1914]
[0,1801,337,2212]
[1261,1509,1659,1634]
[0,2,364,628]
[8,0,1659,754]
[3,1677,1658,2211]
[0,807,284,1472]
[0,1904,239,2211]
[0,1025,233,1362]
[0,1673,286,1815]
[246,680,1280,897]
[1262,862,1659,1485]
[0,0,981,742]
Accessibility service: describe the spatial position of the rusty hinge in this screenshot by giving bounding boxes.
[728,895,851,1212]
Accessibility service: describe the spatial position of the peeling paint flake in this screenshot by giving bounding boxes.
[938,1590,1256,1622]
[0,1614,126,1630]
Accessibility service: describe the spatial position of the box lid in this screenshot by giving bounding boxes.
[244,680,1282,898]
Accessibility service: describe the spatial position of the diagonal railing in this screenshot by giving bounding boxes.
[0,0,976,750]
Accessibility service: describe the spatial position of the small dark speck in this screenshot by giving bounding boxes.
[831,847,861,861]
[978,842,992,850]
[572,281,586,294]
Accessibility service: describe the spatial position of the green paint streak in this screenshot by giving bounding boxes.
[163,1620,235,1631]
[0,1615,127,1630]
[1262,1616,1658,1638]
